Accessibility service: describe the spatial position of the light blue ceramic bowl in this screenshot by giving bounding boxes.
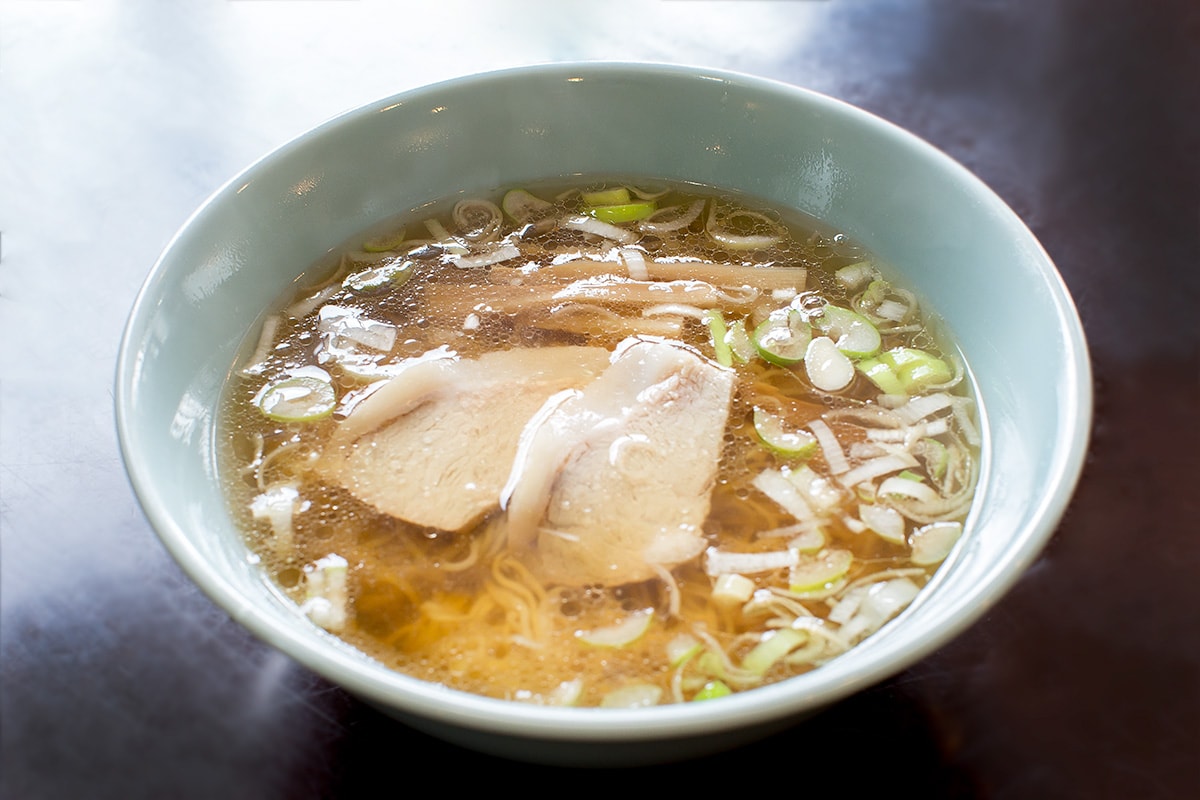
[115,63,1090,766]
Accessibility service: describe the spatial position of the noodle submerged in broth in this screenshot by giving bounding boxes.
[220,180,980,708]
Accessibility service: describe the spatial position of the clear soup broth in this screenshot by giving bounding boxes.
[219,179,979,708]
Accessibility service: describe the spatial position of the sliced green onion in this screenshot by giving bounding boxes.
[547,679,584,707]
[562,214,638,244]
[599,683,662,709]
[835,260,879,290]
[585,201,657,224]
[692,680,732,701]
[362,227,406,253]
[343,258,415,293]
[638,198,706,233]
[741,628,808,676]
[667,633,703,668]
[783,463,843,511]
[706,203,784,250]
[629,184,670,200]
[879,476,939,502]
[501,188,553,222]
[723,318,756,363]
[753,407,818,458]
[804,336,855,392]
[705,547,799,576]
[712,573,757,604]
[858,502,906,544]
[422,218,469,255]
[918,437,949,481]
[300,553,349,631]
[249,483,299,548]
[861,278,890,309]
[704,310,733,367]
[452,198,503,241]
[878,347,953,392]
[838,578,920,642]
[582,187,631,206]
[695,650,729,681]
[577,609,654,648]
[857,356,907,395]
[752,309,811,365]
[809,304,881,358]
[909,521,963,565]
[255,372,336,423]
[788,549,853,594]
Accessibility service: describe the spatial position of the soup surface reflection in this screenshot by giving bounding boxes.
[220,179,980,708]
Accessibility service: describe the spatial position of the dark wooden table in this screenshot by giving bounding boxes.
[2,1,1196,797]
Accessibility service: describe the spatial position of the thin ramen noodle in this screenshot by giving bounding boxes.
[220,179,979,708]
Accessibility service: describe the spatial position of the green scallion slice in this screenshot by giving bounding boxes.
[809,304,881,358]
[752,309,812,366]
[753,407,818,458]
[585,201,657,224]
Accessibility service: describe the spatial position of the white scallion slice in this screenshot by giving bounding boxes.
[343,258,415,293]
[629,184,670,200]
[807,418,849,475]
[785,463,842,513]
[753,309,812,365]
[452,198,503,241]
[805,336,856,392]
[249,483,300,548]
[562,214,638,244]
[834,260,879,290]
[712,573,757,605]
[917,437,950,481]
[839,452,919,488]
[858,502,907,544]
[838,578,920,642]
[637,198,706,233]
[909,521,963,565]
[577,609,654,648]
[705,546,799,577]
[753,407,818,458]
[422,218,469,255]
[599,684,662,709]
[706,203,784,250]
[546,679,584,707]
[300,553,349,632]
[501,188,553,222]
[362,226,406,253]
[879,475,940,503]
[452,243,521,270]
[620,247,649,281]
[667,633,703,668]
[254,372,336,423]
[753,468,816,522]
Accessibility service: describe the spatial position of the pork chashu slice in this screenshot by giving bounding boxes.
[502,336,736,585]
[320,345,609,531]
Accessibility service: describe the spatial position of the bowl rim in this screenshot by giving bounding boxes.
[115,60,1092,742]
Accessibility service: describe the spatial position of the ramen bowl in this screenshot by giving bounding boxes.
[115,63,1090,766]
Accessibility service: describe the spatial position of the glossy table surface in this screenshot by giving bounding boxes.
[2,1,1197,797]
